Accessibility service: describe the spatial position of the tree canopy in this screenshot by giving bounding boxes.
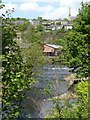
[63,2,90,78]
[46,2,89,119]
[1,9,45,119]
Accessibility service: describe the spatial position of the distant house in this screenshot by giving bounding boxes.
[29,19,39,25]
[52,19,61,25]
[61,20,68,25]
[46,25,56,31]
[43,44,63,56]
[63,24,73,30]
[48,25,63,31]
[56,25,63,30]
[14,20,25,25]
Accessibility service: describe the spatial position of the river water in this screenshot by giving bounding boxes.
[20,64,72,118]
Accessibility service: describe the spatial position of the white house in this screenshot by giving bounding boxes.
[47,25,63,31]
[64,24,73,30]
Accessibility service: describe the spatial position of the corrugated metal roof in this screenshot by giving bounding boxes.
[46,44,63,49]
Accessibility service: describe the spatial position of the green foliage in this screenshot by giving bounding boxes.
[2,11,35,119]
[46,2,89,119]
[9,17,30,31]
[15,19,29,31]
[37,24,43,32]
[2,11,46,119]
[46,81,88,119]
[21,43,46,77]
[74,2,90,35]
[61,2,90,77]
[22,25,42,43]
[75,80,88,100]
[56,22,61,25]
[16,21,30,31]
[38,17,42,23]
[63,18,69,21]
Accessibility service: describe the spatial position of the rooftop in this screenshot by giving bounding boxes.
[46,44,63,49]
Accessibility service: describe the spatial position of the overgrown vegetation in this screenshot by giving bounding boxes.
[46,2,89,119]
[1,6,45,120]
[45,81,88,119]
[1,1,89,119]
[61,2,90,78]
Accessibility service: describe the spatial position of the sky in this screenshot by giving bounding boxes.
[1,0,90,19]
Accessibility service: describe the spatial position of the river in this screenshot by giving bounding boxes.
[20,64,72,118]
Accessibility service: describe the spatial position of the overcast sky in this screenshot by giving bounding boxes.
[1,0,90,19]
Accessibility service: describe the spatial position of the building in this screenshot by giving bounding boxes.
[64,24,73,30]
[43,44,63,56]
[68,8,77,21]
[61,20,68,25]
[29,19,40,25]
[68,7,71,21]
[47,25,63,31]
[14,20,25,25]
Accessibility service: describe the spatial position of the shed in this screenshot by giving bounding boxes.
[43,44,63,56]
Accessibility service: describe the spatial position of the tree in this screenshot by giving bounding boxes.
[37,24,43,32]
[16,19,30,31]
[63,18,69,21]
[46,2,89,119]
[1,5,47,118]
[63,2,90,78]
[56,22,61,25]
[2,10,35,119]
[38,16,42,23]
[21,43,46,77]
[22,25,38,43]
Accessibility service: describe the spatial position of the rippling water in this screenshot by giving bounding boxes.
[20,64,71,118]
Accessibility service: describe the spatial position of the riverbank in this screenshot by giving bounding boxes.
[47,91,77,101]
[64,73,89,86]
[64,73,76,86]
[20,64,72,118]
